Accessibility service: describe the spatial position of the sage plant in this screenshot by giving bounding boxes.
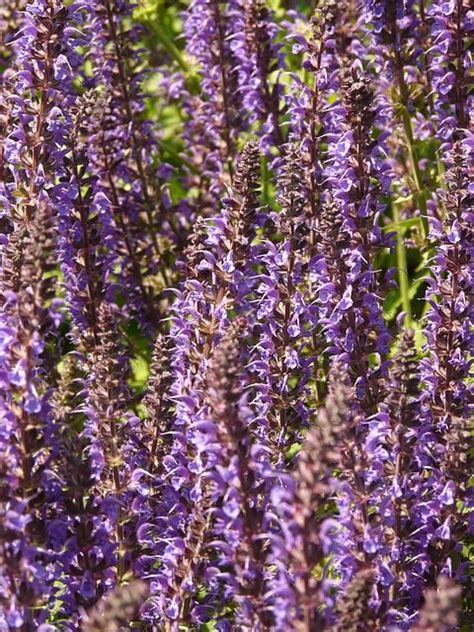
[0,1,471,630]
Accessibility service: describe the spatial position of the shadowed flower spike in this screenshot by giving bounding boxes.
[205,317,272,628]
[142,333,174,471]
[331,567,375,632]
[0,212,60,628]
[320,365,374,589]
[270,370,347,629]
[82,580,149,632]
[216,138,261,276]
[410,576,461,632]
[83,303,137,587]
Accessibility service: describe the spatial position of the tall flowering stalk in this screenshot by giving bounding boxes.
[233,0,284,150]
[427,0,471,143]
[270,375,347,629]
[47,355,113,620]
[317,69,391,407]
[141,334,174,473]
[311,368,374,590]
[205,318,272,629]
[52,258,137,615]
[58,93,113,345]
[361,0,433,238]
[142,142,261,625]
[87,94,159,325]
[417,138,473,582]
[133,333,174,608]
[0,1,82,626]
[0,216,58,629]
[363,330,425,625]
[183,0,245,187]
[4,0,85,227]
[289,1,355,243]
[83,303,136,586]
[287,1,361,398]
[252,145,312,461]
[53,84,143,618]
[88,0,169,325]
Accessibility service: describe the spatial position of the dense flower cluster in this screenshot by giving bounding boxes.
[0,0,472,630]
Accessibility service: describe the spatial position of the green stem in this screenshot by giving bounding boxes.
[399,104,428,240]
[393,202,412,326]
[152,20,189,73]
[390,25,429,241]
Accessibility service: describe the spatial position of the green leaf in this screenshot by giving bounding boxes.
[383,216,421,233]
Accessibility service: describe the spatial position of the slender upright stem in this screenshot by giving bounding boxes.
[393,202,412,325]
[387,11,429,239]
[398,101,428,240]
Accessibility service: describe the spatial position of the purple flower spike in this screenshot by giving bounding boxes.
[315,69,392,409]
[233,0,284,150]
[417,138,473,583]
[183,0,247,189]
